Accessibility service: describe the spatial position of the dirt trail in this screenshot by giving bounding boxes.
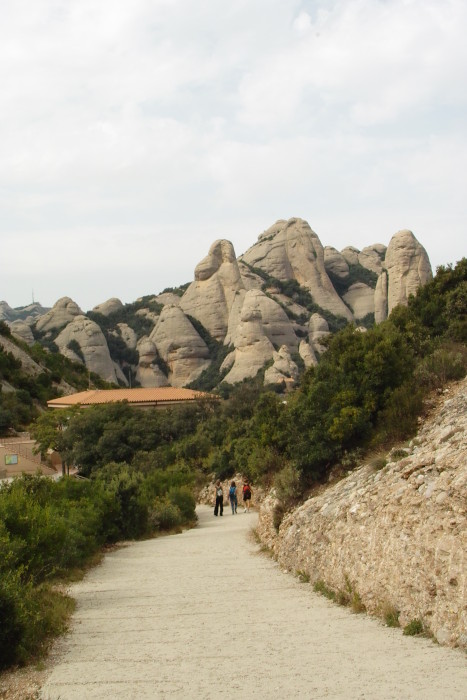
[40,505,466,699]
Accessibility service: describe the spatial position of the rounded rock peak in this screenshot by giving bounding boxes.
[92,298,123,316]
[194,239,237,281]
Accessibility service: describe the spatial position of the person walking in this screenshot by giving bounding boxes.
[214,480,223,516]
[242,480,252,512]
[228,481,238,514]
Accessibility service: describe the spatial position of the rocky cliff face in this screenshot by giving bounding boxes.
[256,378,467,649]
[241,218,354,321]
[4,219,432,389]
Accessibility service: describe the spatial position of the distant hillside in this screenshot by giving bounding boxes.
[0,322,110,436]
[2,218,433,392]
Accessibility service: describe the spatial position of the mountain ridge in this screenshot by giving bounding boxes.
[2,218,432,390]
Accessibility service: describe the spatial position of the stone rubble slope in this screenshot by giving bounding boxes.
[257,376,467,648]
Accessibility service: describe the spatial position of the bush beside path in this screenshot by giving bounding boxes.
[40,505,467,699]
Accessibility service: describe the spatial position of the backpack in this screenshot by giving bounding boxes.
[216,487,223,497]
[229,486,236,497]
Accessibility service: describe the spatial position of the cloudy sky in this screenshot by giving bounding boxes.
[1,0,466,311]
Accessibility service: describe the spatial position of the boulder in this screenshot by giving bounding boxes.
[35,297,83,335]
[180,239,245,341]
[358,245,385,275]
[91,298,123,316]
[241,219,353,321]
[324,246,349,278]
[299,340,318,368]
[9,320,35,345]
[343,283,375,320]
[135,337,170,388]
[227,290,298,353]
[385,230,432,314]
[341,246,360,266]
[150,305,211,387]
[55,315,119,384]
[264,345,299,386]
[116,323,138,350]
[309,313,330,354]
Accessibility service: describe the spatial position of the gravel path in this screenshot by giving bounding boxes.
[40,505,467,699]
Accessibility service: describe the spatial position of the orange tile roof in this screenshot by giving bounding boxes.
[47,387,216,408]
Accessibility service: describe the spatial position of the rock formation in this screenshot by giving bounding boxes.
[150,305,211,387]
[135,337,170,388]
[9,320,35,345]
[308,313,330,354]
[1,219,434,389]
[264,345,299,387]
[92,298,124,316]
[323,246,349,279]
[55,315,120,384]
[241,219,353,321]
[384,230,432,314]
[35,297,83,335]
[221,295,276,385]
[343,283,374,320]
[180,240,245,341]
[256,377,467,649]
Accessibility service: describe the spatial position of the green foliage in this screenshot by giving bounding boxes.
[0,320,12,337]
[407,258,467,342]
[67,339,85,363]
[403,618,424,636]
[327,263,378,296]
[383,604,401,628]
[161,283,190,296]
[92,462,147,539]
[274,463,302,509]
[414,343,467,389]
[185,315,233,391]
[313,580,337,602]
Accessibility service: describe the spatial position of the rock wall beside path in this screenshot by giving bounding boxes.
[257,377,467,649]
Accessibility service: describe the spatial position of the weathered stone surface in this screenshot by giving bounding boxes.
[150,305,210,387]
[341,246,360,266]
[55,315,119,384]
[35,297,83,334]
[299,340,318,368]
[134,337,169,388]
[0,301,49,322]
[374,270,389,323]
[155,292,181,307]
[343,283,375,319]
[385,230,432,314]
[241,219,353,320]
[9,320,35,345]
[324,246,349,278]
[0,334,43,377]
[222,293,275,385]
[358,245,385,275]
[264,345,299,386]
[180,239,245,341]
[308,313,330,353]
[238,261,264,291]
[257,377,467,649]
[116,323,137,350]
[91,298,123,316]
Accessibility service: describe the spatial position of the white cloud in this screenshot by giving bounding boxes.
[0,0,466,309]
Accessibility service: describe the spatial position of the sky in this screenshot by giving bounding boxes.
[1,0,466,312]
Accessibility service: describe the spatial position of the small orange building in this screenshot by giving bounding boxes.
[47,387,218,410]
